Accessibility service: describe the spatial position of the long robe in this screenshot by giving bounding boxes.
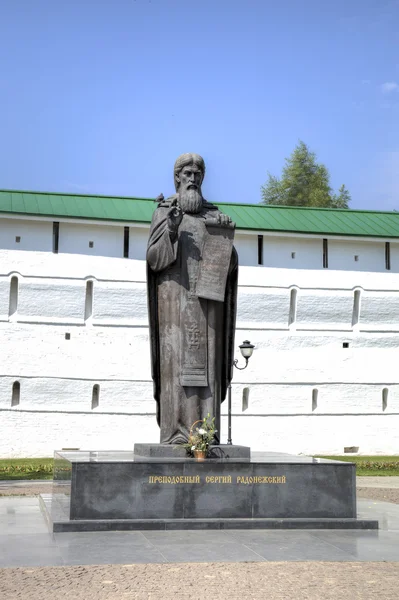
[147,197,238,444]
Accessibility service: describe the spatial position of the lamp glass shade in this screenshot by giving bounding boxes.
[239,340,254,359]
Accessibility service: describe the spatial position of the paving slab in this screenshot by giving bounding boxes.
[1,496,399,569]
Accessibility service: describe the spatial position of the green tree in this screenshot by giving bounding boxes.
[331,184,351,209]
[261,141,351,208]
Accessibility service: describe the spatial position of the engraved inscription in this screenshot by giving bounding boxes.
[149,476,200,484]
[148,475,287,484]
[236,476,286,484]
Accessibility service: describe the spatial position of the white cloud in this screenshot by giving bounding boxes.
[381,81,399,94]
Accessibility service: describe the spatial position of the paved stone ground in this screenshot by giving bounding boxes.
[0,483,52,497]
[357,488,399,504]
[1,480,398,598]
[357,477,399,488]
[1,562,399,600]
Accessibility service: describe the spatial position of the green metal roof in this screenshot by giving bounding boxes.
[1,189,399,238]
[218,202,399,238]
[0,190,155,224]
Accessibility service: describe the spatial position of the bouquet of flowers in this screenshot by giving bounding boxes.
[183,413,217,458]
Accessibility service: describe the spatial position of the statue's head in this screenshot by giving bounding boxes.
[174,153,205,192]
[174,153,205,214]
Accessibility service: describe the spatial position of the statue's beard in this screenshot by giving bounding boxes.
[178,189,203,214]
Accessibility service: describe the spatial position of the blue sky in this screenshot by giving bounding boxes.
[1,0,399,210]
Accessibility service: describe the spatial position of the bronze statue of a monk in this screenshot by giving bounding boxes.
[147,153,238,444]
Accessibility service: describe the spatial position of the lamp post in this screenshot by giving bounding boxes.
[227,340,255,445]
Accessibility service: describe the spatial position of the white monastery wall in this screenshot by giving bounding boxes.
[233,234,258,267]
[0,218,53,252]
[1,216,397,272]
[128,227,149,261]
[262,236,323,270]
[58,222,124,258]
[328,239,386,272]
[388,241,399,272]
[1,241,399,457]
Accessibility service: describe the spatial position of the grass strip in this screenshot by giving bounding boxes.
[0,458,54,480]
[316,456,399,476]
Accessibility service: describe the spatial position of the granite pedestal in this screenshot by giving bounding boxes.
[41,451,378,532]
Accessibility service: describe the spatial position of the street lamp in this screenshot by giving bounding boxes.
[227,340,255,445]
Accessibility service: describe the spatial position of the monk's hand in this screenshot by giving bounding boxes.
[218,213,234,228]
[167,203,183,235]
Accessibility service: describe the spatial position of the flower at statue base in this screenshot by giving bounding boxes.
[182,413,217,458]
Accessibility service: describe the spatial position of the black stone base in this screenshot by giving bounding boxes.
[133,443,250,460]
[40,496,378,532]
[48,450,379,532]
